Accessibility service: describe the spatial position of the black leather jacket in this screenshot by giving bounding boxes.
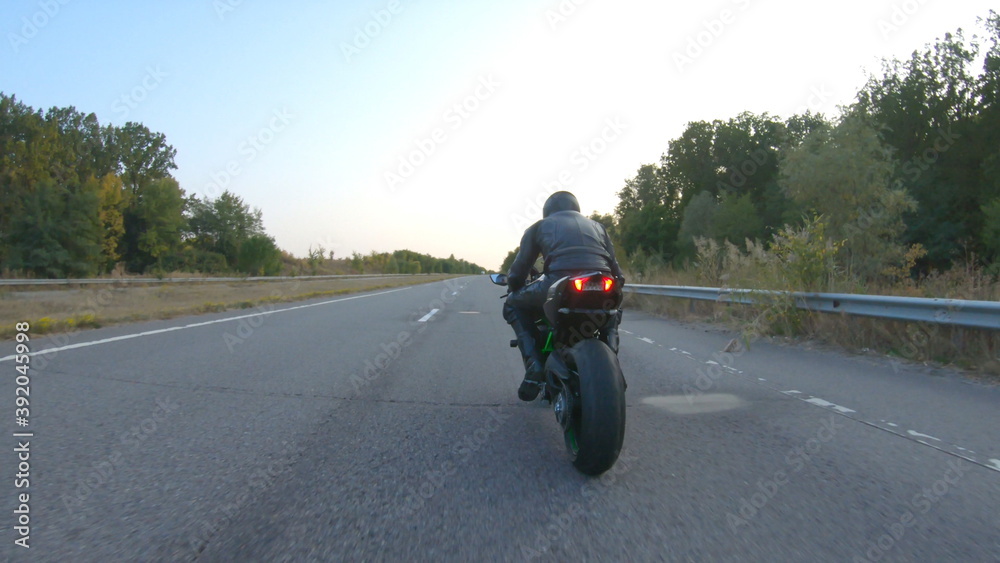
[507,210,624,291]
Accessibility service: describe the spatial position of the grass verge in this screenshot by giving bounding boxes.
[0,275,461,339]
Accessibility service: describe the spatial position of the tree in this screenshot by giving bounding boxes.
[96,173,126,271]
[305,244,326,274]
[588,212,617,240]
[615,164,679,258]
[6,179,102,277]
[237,234,282,275]
[779,116,916,281]
[0,94,298,276]
[677,191,718,255]
[186,190,266,269]
[385,255,400,274]
[713,192,764,245]
[350,251,365,273]
[110,122,177,194]
[499,247,519,273]
[851,19,997,269]
[129,177,186,269]
[982,198,1000,264]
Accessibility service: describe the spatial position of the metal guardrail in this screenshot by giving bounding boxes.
[623,284,1000,330]
[0,274,423,287]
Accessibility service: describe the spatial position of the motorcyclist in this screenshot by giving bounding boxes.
[504,191,625,401]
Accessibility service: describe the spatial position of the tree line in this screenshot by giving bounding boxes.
[0,93,284,277]
[605,12,999,284]
[349,249,485,275]
[0,94,485,278]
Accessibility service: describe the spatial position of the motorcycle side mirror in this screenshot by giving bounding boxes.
[490,273,508,286]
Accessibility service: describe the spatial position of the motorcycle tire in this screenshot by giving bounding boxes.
[564,338,626,475]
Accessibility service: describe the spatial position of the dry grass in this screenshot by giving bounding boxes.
[0,275,459,339]
[621,243,999,377]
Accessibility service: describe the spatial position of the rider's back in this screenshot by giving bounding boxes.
[535,210,616,274]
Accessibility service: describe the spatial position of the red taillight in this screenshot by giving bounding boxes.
[571,276,614,292]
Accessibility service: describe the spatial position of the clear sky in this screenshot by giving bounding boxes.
[1,1,995,269]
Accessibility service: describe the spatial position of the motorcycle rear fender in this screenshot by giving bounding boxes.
[543,273,623,328]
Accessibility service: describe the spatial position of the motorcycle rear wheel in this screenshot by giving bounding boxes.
[564,338,626,475]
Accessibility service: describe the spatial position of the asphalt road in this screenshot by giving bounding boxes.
[1,276,998,561]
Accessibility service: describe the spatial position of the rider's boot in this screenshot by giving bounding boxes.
[511,318,545,401]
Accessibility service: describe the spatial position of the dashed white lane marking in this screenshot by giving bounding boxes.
[458,311,480,314]
[0,286,414,362]
[621,329,633,335]
[805,397,857,414]
[417,309,440,323]
[626,328,1000,474]
[636,334,999,474]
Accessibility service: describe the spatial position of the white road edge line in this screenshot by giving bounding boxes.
[0,287,414,362]
[805,397,857,414]
[418,309,440,323]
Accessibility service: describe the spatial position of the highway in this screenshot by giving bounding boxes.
[1,276,998,561]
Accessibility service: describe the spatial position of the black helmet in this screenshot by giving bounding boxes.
[542,191,581,218]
